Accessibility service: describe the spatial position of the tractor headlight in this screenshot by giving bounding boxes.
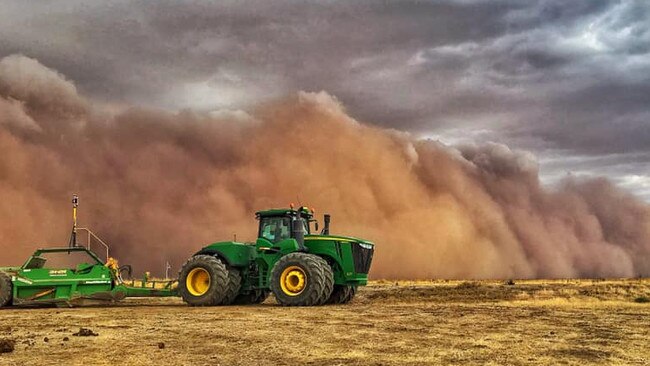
[358,243,373,250]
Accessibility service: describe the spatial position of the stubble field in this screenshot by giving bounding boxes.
[0,279,649,366]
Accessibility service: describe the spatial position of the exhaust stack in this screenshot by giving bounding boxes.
[322,214,331,235]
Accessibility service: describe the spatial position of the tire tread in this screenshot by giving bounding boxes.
[0,272,12,308]
[270,253,334,307]
[221,267,242,305]
[326,285,357,304]
[178,255,228,306]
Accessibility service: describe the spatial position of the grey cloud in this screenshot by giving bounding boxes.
[538,150,650,201]
[0,0,648,199]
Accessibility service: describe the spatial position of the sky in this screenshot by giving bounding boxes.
[1,0,649,200]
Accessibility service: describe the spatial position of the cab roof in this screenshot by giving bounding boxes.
[255,207,313,218]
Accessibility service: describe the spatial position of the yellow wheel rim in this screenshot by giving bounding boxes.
[280,266,307,296]
[186,267,211,296]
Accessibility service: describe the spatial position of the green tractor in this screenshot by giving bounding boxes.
[178,207,375,306]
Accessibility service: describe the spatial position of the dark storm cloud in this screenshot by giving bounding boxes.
[0,0,648,199]
[0,0,514,107]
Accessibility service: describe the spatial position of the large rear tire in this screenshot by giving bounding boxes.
[270,253,333,306]
[221,267,242,305]
[178,255,228,306]
[326,285,357,304]
[0,272,12,308]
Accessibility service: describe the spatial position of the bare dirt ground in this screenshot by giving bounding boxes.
[0,279,649,366]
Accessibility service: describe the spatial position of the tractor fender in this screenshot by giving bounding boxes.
[194,243,252,268]
[194,249,234,267]
[315,254,345,280]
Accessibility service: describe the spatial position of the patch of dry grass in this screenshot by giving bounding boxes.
[0,279,648,365]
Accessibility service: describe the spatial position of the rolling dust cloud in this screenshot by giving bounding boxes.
[1,54,649,279]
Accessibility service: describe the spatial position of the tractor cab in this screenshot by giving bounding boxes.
[255,207,314,243]
[254,206,326,252]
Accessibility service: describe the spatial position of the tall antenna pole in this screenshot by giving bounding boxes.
[165,261,171,279]
[71,194,79,247]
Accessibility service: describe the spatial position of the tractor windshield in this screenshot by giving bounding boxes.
[259,217,291,243]
[258,216,311,243]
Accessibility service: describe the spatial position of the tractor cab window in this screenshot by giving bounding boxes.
[259,217,291,244]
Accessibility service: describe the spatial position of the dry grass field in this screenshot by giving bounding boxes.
[0,279,649,366]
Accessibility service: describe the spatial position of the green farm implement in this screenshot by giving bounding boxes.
[0,196,177,307]
[0,246,176,307]
[0,196,375,308]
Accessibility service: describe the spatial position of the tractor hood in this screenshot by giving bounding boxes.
[306,235,374,246]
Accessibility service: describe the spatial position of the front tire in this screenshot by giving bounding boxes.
[326,285,357,304]
[0,272,12,307]
[178,255,228,306]
[270,253,333,306]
